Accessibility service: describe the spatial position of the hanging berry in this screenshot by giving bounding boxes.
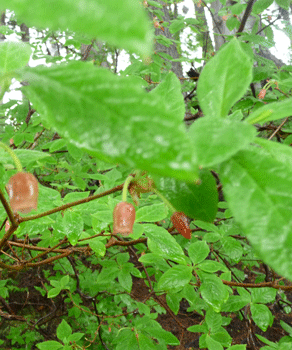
[6,172,39,214]
[171,211,192,239]
[113,201,136,236]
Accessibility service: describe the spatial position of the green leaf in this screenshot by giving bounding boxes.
[188,240,210,265]
[256,334,276,346]
[136,317,179,346]
[251,287,276,304]
[48,287,61,298]
[60,275,69,288]
[245,98,292,124]
[166,292,182,315]
[230,3,245,15]
[38,185,62,212]
[0,41,31,74]
[96,264,120,284]
[254,137,292,172]
[118,269,132,292]
[57,319,72,342]
[200,276,229,312]
[250,303,274,332]
[1,0,152,56]
[157,265,192,292]
[187,324,208,333]
[145,224,186,264]
[137,333,156,350]
[197,260,228,273]
[48,139,67,152]
[150,329,180,346]
[135,203,168,222]
[153,169,218,222]
[212,330,232,348]
[280,320,292,335]
[197,38,253,119]
[88,238,106,257]
[114,329,138,350]
[150,328,180,349]
[189,117,256,167]
[227,345,247,350]
[220,236,243,263]
[275,0,290,10]
[138,253,169,267]
[205,309,222,333]
[152,67,186,120]
[0,149,51,168]
[21,64,198,182]
[226,16,240,31]
[169,19,185,34]
[147,0,163,7]
[219,147,292,280]
[252,0,274,14]
[206,334,224,350]
[63,211,84,245]
[36,341,63,350]
[221,295,250,312]
[68,333,84,342]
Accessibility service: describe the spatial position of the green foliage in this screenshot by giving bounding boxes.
[0,0,152,56]
[0,41,31,74]
[197,39,253,119]
[153,169,218,222]
[1,0,292,349]
[20,64,198,181]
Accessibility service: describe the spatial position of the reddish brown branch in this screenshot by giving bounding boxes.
[19,183,124,223]
[222,279,292,290]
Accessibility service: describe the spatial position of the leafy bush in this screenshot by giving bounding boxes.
[1,0,292,349]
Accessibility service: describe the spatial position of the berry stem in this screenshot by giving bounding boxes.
[0,141,22,172]
[152,188,176,212]
[122,175,134,202]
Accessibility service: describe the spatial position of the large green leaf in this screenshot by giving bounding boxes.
[188,240,210,265]
[1,0,152,56]
[144,224,186,264]
[254,137,292,172]
[219,146,292,280]
[188,117,256,167]
[0,41,31,74]
[246,98,292,125]
[57,320,72,341]
[205,309,222,333]
[252,0,274,14]
[275,0,290,10]
[62,211,84,245]
[251,287,276,304]
[206,335,224,350]
[36,341,63,350]
[135,203,168,222]
[0,148,51,169]
[220,236,243,263]
[153,169,218,222]
[157,265,192,292]
[220,295,250,312]
[200,276,229,312]
[20,63,198,182]
[250,303,274,332]
[197,38,253,119]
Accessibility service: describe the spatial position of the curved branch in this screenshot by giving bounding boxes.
[237,0,256,34]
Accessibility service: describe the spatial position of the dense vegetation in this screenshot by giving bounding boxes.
[1,0,292,349]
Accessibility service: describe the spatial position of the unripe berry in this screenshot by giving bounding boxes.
[6,172,38,214]
[113,202,136,236]
[171,212,191,239]
[258,89,266,99]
